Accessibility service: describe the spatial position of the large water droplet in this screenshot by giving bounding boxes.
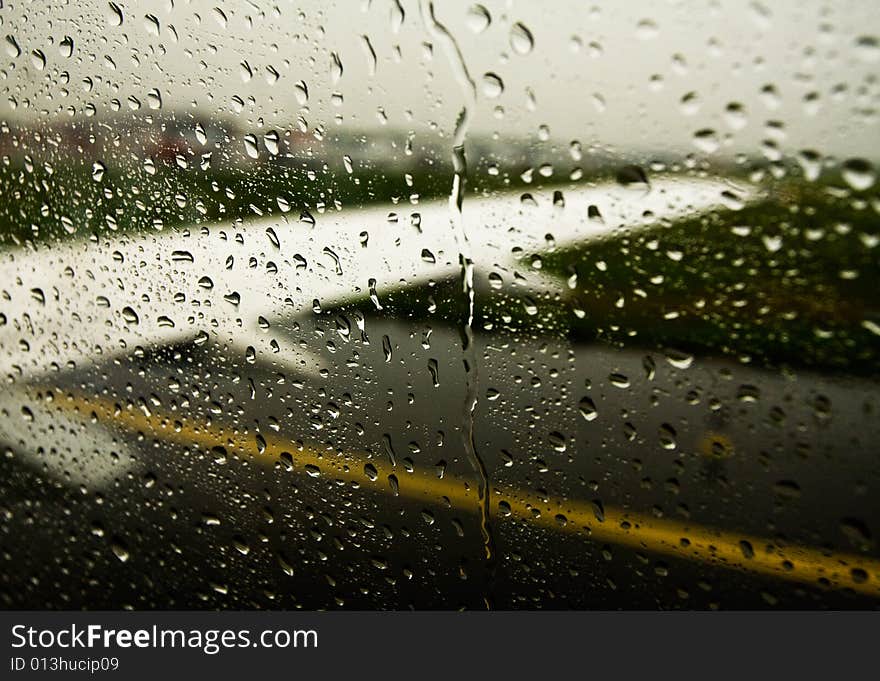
[466,5,491,33]
[509,22,534,55]
[841,158,875,191]
[106,2,124,27]
[243,134,259,159]
[482,72,504,98]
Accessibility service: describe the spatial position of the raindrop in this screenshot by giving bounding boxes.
[144,13,160,36]
[295,80,309,106]
[636,19,659,39]
[147,88,162,110]
[616,165,649,187]
[390,1,405,33]
[841,158,875,191]
[549,431,567,452]
[330,52,343,83]
[854,35,880,63]
[665,350,693,370]
[264,130,280,156]
[60,36,74,58]
[361,35,377,76]
[509,22,534,55]
[466,5,491,33]
[609,372,630,389]
[692,128,720,154]
[240,60,253,82]
[482,73,504,98]
[724,102,747,129]
[797,149,822,181]
[171,250,194,262]
[680,91,700,116]
[658,423,677,450]
[578,396,598,421]
[110,539,130,563]
[106,2,124,27]
[92,161,106,182]
[121,306,139,325]
[213,7,228,29]
[30,49,46,70]
[244,134,259,159]
[5,35,21,58]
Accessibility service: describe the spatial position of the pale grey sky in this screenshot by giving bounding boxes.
[3,0,879,160]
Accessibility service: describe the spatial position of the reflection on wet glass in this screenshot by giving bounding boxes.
[0,0,878,609]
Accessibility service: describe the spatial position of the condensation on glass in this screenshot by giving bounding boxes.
[0,0,877,609]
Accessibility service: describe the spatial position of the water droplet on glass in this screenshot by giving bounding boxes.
[60,36,74,58]
[854,35,880,62]
[616,165,649,188]
[692,128,720,154]
[110,539,130,563]
[121,306,139,325]
[427,358,440,387]
[144,13,160,37]
[841,158,875,191]
[578,396,598,421]
[665,350,693,370]
[509,22,534,55]
[106,2,124,27]
[264,130,280,156]
[466,5,491,33]
[636,19,659,39]
[146,88,162,110]
[240,60,253,83]
[330,51,343,83]
[213,7,228,28]
[295,80,309,106]
[30,49,46,70]
[244,134,259,159]
[482,73,504,98]
[724,102,747,129]
[5,35,21,58]
[609,372,630,389]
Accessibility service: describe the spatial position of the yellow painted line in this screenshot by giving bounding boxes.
[47,389,880,598]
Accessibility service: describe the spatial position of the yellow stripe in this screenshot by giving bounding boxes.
[49,389,880,598]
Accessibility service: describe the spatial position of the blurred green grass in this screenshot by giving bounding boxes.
[537,179,880,373]
[3,139,877,373]
[326,177,880,374]
[0,156,458,246]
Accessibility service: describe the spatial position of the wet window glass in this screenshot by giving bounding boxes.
[0,0,878,609]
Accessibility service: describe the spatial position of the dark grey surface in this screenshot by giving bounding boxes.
[2,611,877,679]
